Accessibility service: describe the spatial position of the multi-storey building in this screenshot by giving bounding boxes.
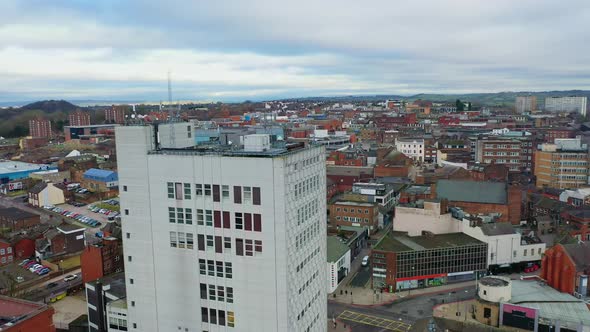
[475,136,535,172]
[534,137,589,189]
[395,137,424,162]
[371,231,487,291]
[515,96,537,114]
[28,118,52,138]
[69,110,91,126]
[105,106,126,124]
[328,201,379,231]
[116,123,327,332]
[545,96,588,116]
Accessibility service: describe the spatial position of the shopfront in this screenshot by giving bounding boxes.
[395,273,447,291]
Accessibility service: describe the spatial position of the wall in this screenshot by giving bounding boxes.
[461,219,544,266]
[374,164,409,177]
[541,245,577,294]
[81,245,104,283]
[393,206,460,237]
[327,249,351,293]
[5,306,56,332]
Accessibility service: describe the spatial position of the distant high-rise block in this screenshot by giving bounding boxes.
[515,96,536,113]
[28,118,52,138]
[69,110,91,126]
[544,96,587,116]
[105,106,126,124]
[116,124,327,332]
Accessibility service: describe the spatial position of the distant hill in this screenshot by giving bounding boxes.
[280,90,590,107]
[20,100,79,113]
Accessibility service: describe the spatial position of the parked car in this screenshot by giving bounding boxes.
[16,276,24,283]
[361,255,370,267]
[64,274,78,282]
[19,259,30,266]
[23,261,36,269]
[37,267,51,275]
[46,282,58,289]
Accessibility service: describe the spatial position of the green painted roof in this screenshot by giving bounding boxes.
[436,179,506,204]
[327,236,350,263]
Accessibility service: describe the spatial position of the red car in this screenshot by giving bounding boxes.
[524,263,539,273]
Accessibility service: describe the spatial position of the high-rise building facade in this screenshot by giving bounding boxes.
[69,110,91,126]
[515,96,536,113]
[106,106,126,124]
[475,136,536,172]
[544,96,588,116]
[534,137,589,189]
[116,123,327,332]
[28,118,52,138]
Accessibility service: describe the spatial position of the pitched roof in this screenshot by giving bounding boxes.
[436,179,507,204]
[562,242,590,271]
[0,207,38,220]
[29,182,47,194]
[327,236,350,263]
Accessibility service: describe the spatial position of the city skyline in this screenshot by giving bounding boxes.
[1,0,590,102]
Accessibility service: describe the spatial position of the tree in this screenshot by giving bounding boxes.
[455,99,465,112]
[468,102,472,111]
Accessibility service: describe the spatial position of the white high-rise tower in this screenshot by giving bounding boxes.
[116,123,327,332]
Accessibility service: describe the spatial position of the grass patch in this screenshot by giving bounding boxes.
[95,203,120,212]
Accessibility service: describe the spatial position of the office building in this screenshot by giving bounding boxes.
[106,106,126,124]
[515,96,536,113]
[534,137,589,189]
[475,136,535,172]
[116,123,327,332]
[371,231,487,291]
[69,110,91,126]
[545,96,588,116]
[28,118,52,138]
[395,137,425,162]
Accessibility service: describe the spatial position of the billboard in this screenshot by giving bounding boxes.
[500,303,539,331]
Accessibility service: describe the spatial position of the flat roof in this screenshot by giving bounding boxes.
[0,207,39,220]
[0,160,51,175]
[327,236,350,263]
[0,295,48,328]
[148,141,319,158]
[374,232,485,252]
[510,280,590,327]
[333,201,374,207]
[64,124,118,128]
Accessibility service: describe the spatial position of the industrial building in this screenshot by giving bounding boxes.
[116,123,327,331]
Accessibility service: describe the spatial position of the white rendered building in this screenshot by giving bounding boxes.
[545,96,588,116]
[395,138,424,162]
[116,123,327,332]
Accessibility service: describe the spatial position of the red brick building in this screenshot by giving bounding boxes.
[68,110,91,126]
[541,242,590,296]
[326,150,367,166]
[434,180,522,224]
[374,113,417,130]
[0,239,13,266]
[326,166,374,192]
[469,163,509,182]
[28,118,52,138]
[328,201,379,231]
[0,295,55,331]
[560,209,590,242]
[540,127,576,143]
[12,237,36,260]
[0,208,41,232]
[105,106,127,124]
[81,237,124,283]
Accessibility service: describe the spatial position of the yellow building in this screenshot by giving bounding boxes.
[534,138,589,189]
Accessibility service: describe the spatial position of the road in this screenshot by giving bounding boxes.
[328,285,477,331]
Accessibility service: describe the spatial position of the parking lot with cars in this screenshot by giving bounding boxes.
[43,205,103,228]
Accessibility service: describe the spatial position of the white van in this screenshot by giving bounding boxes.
[361,255,369,267]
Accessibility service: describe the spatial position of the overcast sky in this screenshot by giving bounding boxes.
[1,0,589,103]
